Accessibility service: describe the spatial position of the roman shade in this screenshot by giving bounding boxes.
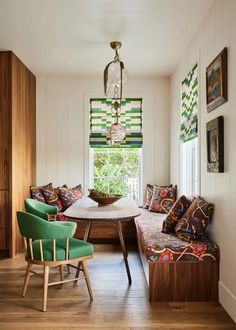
[180,63,198,142]
[90,98,143,148]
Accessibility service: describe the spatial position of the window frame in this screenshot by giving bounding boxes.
[180,137,200,196]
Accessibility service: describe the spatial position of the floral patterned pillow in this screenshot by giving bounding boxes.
[143,184,154,209]
[30,183,52,203]
[175,197,214,242]
[149,185,177,214]
[162,195,191,233]
[41,184,64,211]
[59,184,83,210]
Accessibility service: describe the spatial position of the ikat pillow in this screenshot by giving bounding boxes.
[30,183,52,203]
[162,195,191,233]
[175,197,214,242]
[149,185,177,214]
[143,184,154,209]
[59,184,83,210]
[41,184,64,211]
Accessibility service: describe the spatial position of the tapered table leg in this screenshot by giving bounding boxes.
[83,221,92,242]
[75,221,92,282]
[117,220,132,285]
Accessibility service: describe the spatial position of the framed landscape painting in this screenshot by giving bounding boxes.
[206,47,227,112]
[206,116,224,173]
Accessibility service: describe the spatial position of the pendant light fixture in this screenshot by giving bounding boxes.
[104,41,126,144]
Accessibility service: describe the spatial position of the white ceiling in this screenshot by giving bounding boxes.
[0,0,213,76]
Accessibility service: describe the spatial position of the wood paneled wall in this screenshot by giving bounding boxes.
[0,51,36,257]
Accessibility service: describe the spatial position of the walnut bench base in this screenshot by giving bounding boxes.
[148,260,219,302]
[137,235,219,302]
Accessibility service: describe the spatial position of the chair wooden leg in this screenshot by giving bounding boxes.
[59,265,64,282]
[43,265,50,312]
[22,262,32,297]
[75,221,92,283]
[67,265,70,274]
[81,260,93,300]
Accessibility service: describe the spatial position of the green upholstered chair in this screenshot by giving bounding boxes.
[17,211,93,312]
[25,198,58,221]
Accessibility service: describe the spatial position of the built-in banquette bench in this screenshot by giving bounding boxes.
[135,208,219,302]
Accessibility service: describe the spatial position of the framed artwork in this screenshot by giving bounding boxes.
[206,116,224,173]
[206,47,227,112]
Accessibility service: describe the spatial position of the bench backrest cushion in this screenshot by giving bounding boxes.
[149,185,177,214]
[175,197,214,242]
[162,195,191,233]
[59,185,82,210]
[30,183,52,203]
[143,184,154,209]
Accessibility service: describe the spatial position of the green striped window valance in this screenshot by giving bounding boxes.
[180,63,198,142]
[90,98,143,148]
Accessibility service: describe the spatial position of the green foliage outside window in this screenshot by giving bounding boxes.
[93,148,140,200]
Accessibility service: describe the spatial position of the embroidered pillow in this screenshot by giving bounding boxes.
[41,184,64,211]
[175,197,214,242]
[162,195,191,233]
[143,184,154,209]
[30,183,52,203]
[59,184,83,210]
[149,185,177,214]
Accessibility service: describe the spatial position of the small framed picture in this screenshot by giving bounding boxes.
[206,47,228,112]
[206,116,224,173]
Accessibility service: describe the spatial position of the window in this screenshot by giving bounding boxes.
[180,137,199,196]
[90,148,142,205]
[180,63,199,196]
[89,98,143,205]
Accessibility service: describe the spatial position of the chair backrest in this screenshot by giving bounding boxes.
[17,211,76,239]
[25,198,49,221]
[17,211,53,239]
[17,211,77,261]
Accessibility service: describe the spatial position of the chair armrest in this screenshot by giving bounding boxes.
[29,207,49,221]
[50,221,77,238]
[41,204,58,215]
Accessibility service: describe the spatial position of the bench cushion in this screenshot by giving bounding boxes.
[135,209,219,262]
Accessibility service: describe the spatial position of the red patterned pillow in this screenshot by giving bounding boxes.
[41,185,64,211]
[175,197,214,242]
[162,195,191,233]
[149,185,177,214]
[143,184,154,209]
[59,184,82,210]
[30,183,52,203]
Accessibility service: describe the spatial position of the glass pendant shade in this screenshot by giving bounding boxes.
[106,63,128,97]
[104,41,127,145]
[109,122,126,143]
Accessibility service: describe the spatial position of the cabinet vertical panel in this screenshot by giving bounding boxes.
[0,190,10,229]
[11,53,36,256]
[0,229,8,249]
[0,51,36,256]
[0,53,11,190]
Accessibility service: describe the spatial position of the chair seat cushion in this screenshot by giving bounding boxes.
[28,238,93,261]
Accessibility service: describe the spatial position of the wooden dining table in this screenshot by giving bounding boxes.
[64,197,141,284]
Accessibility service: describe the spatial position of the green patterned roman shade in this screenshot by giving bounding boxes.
[180,63,198,142]
[90,98,143,148]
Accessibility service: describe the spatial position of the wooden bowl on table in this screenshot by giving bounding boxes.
[88,195,122,206]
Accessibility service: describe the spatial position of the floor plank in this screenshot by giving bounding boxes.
[0,249,235,329]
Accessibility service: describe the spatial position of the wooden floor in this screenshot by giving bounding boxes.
[0,246,235,330]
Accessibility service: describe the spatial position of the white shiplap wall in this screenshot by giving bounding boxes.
[170,0,236,322]
[36,76,170,196]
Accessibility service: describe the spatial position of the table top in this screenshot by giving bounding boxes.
[63,197,141,221]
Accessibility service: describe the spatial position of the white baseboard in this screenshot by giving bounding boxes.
[219,281,236,323]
